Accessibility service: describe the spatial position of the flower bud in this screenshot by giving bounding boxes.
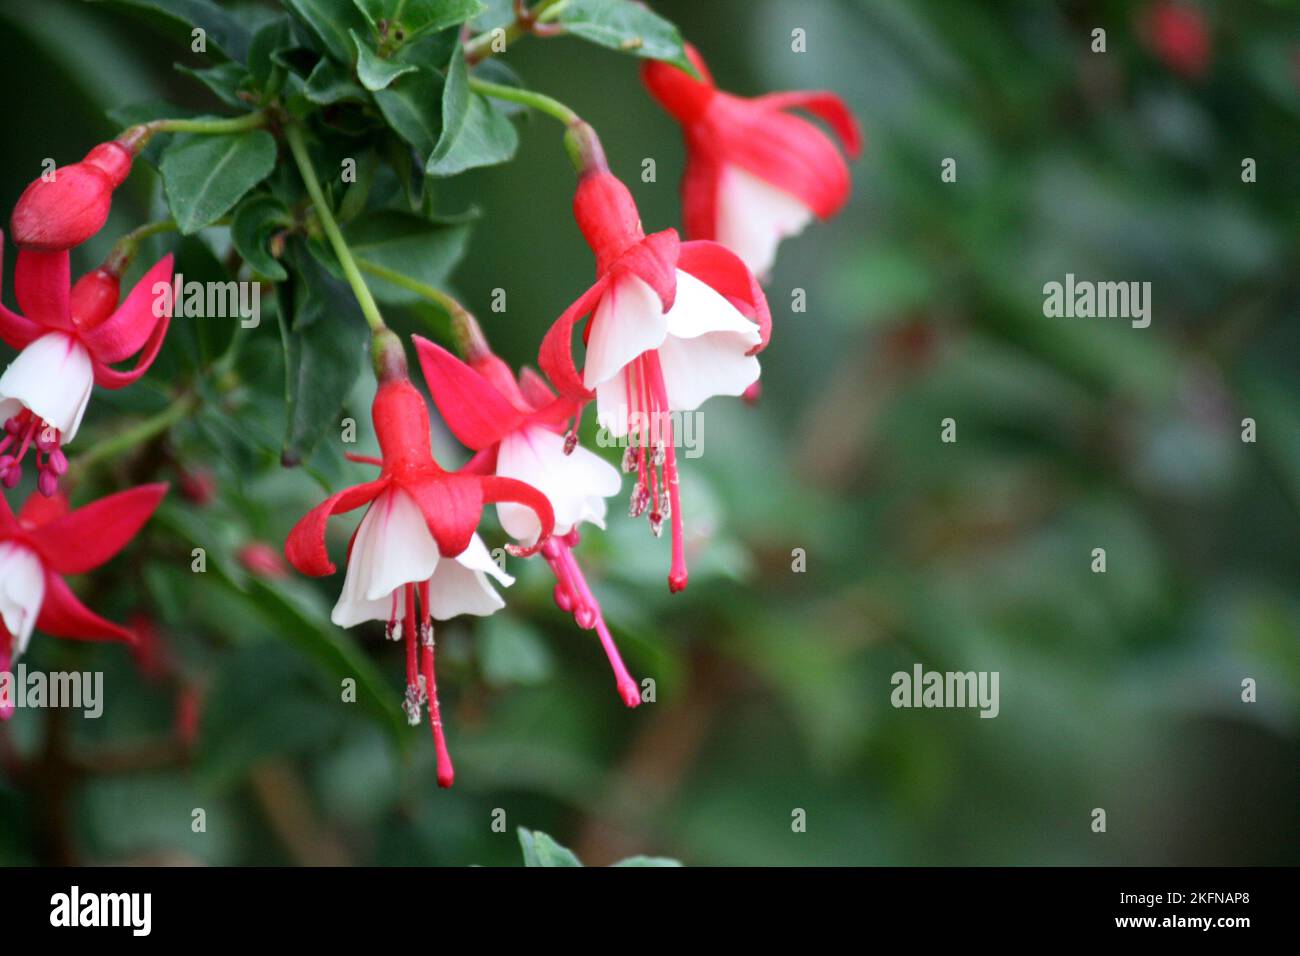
[238,542,290,580]
[69,267,122,331]
[9,141,135,252]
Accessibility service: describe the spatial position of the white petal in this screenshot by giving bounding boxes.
[582,273,668,390]
[595,366,632,438]
[424,534,513,620]
[0,541,45,660]
[496,425,621,543]
[655,271,762,411]
[664,269,764,343]
[0,333,95,442]
[714,165,814,278]
[330,487,439,628]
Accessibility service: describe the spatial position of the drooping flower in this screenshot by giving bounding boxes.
[284,355,555,787]
[0,484,167,718]
[10,140,135,252]
[540,163,770,593]
[1140,1,1211,79]
[641,44,862,278]
[0,238,174,493]
[414,332,641,708]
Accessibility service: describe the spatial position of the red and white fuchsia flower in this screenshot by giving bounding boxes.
[414,332,641,708]
[0,239,174,493]
[642,44,862,278]
[540,160,771,593]
[9,140,135,253]
[0,484,166,717]
[284,350,555,786]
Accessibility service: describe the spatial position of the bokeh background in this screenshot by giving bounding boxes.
[0,0,1296,866]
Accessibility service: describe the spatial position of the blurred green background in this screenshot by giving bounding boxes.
[0,0,1296,866]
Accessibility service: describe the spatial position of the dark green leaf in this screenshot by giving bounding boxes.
[284,0,369,63]
[353,0,484,43]
[161,130,278,234]
[304,58,369,104]
[556,0,693,72]
[279,240,371,465]
[426,44,518,176]
[248,17,294,92]
[231,194,291,281]
[345,210,472,305]
[94,0,254,61]
[373,66,445,160]
[351,29,416,91]
[175,61,251,109]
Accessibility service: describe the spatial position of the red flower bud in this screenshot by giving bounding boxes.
[178,467,217,506]
[9,141,134,252]
[238,541,290,580]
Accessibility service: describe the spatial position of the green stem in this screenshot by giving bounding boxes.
[145,110,269,137]
[118,110,271,155]
[467,77,579,126]
[285,123,386,334]
[72,393,199,475]
[104,219,178,275]
[355,259,487,358]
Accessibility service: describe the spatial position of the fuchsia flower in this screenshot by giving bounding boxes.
[0,239,173,493]
[10,140,135,253]
[539,164,771,593]
[0,484,167,717]
[414,333,641,708]
[642,44,862,278]
[284,362,555,786]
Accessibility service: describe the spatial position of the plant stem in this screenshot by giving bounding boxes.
[118,110,272,155]
[355,259,488,358]
[285,123,386,334]
[104,219,178,275]
[467,77,579,126]
[146,110,270,137]
[72,392,199,475]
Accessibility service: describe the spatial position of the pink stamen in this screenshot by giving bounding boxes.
[642,352,688,592]
[417,581,454,788]
[542,536,640,708]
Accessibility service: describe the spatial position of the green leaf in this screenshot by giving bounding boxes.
[230,194,291,281]
[248,17,294,93]
[351,29,417,91]
[284,0,369,64]
[175,61,251,109]
[304,58,368,104]
[353,0,485,43]
[518,828,584,867]
[556,0,693,72]
[161,130,277,234]
[373,65,445,160]
[94,0,254,61]
[279,240,371,465]
[344,210,472,305]
[427,44,518,177]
